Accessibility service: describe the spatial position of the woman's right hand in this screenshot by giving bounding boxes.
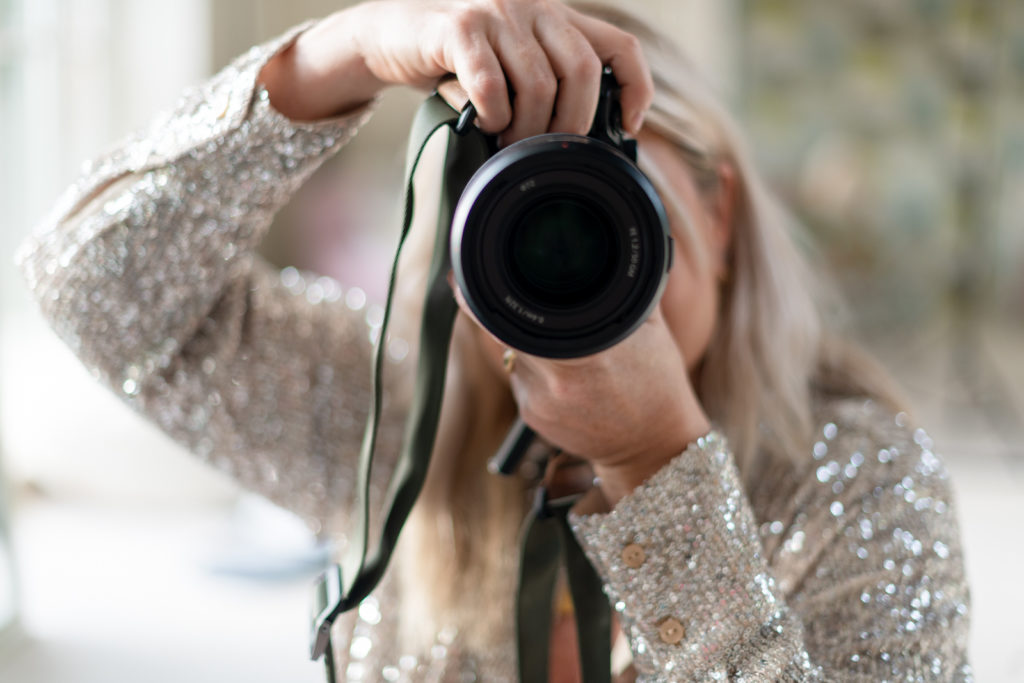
[258,0,653,144]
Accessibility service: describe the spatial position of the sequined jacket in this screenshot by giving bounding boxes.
[17,23,972,683]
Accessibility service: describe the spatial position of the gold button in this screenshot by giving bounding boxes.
[621,543,646,568]
[658,617,685,644]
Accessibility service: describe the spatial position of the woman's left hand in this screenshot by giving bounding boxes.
[455,290,711,506]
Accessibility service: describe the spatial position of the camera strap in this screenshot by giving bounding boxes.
[518,478,612,683]
[309,92,485,680]
[309,92,611,683]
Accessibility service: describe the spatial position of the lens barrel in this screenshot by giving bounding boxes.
[451,133,671,359]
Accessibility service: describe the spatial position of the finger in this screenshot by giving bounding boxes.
[450,277,550,388]
[449,277,520,357]
[494,33,558,144]
[449,276,479,325]
[569,13,654,134]
[533,21,603,135]
[645,298,669,325]
[449,33,512,133]
[436,75,469,111]
[504,351,548,421]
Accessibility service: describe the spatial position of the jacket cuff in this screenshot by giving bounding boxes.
[569,432,802,679]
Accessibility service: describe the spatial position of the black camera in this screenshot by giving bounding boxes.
[309,71,674,657]
[450,68,672,359]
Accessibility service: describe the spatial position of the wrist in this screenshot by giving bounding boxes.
[593,415,711,507]
[258,9,386,121]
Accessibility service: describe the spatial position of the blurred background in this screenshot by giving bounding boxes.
[0,0,1022,680]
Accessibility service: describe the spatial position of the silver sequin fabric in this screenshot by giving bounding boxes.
[17,23,971,682]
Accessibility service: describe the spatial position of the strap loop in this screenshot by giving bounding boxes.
[455,101,477,136]
[517,491,612,683]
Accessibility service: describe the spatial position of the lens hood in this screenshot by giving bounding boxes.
[451,133,671,359]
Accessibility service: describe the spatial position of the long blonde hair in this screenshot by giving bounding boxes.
[391,1,905,651]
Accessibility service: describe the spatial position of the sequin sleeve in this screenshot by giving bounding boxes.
[15,23,401,532]
[571,401,972,681]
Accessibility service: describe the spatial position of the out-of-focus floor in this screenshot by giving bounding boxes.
[0,497,330,683]
[3,440,1023,681]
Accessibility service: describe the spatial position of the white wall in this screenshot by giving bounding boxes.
[1,0,233,504]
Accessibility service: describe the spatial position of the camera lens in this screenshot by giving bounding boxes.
[451,133,670,358]
[508,198,615,308]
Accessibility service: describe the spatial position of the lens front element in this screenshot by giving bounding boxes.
[509,198,616,308]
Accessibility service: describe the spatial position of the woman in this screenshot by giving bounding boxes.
[17,0,971,680]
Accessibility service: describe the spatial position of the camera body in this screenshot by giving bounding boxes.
[450,69,672,359]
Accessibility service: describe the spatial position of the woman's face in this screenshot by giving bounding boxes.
[638,129,733,376]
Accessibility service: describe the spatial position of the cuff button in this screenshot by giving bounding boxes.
[658,617,685,645]
[621,543,646,568]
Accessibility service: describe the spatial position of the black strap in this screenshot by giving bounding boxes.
[310,93,488,672]
[517,489,612,683]
[309,93,612,683]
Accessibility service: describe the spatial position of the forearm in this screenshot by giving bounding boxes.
[573,433,815,680]
[591,412,711,507]
[18,30,363,380]
[571,402,972,681]
[15,22,391,529]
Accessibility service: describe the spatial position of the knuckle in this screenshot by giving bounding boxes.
[618,31,643,56]
[473,71,506,102]
[519,404,540,431]
[545,373,575,405]
[524,67,556,99]
[450,5,484,34]
[571,53,602,82]
[507,0,541,14]
[516,395,546,431]
[472,76,512,129]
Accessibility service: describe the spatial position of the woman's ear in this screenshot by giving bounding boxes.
[709,161,737,280]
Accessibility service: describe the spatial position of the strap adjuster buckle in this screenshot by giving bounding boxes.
[454,101,477,136]
[310,565,343,660]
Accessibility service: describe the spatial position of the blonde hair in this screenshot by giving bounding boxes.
[392,1,906,651]
[575,2,905,484]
